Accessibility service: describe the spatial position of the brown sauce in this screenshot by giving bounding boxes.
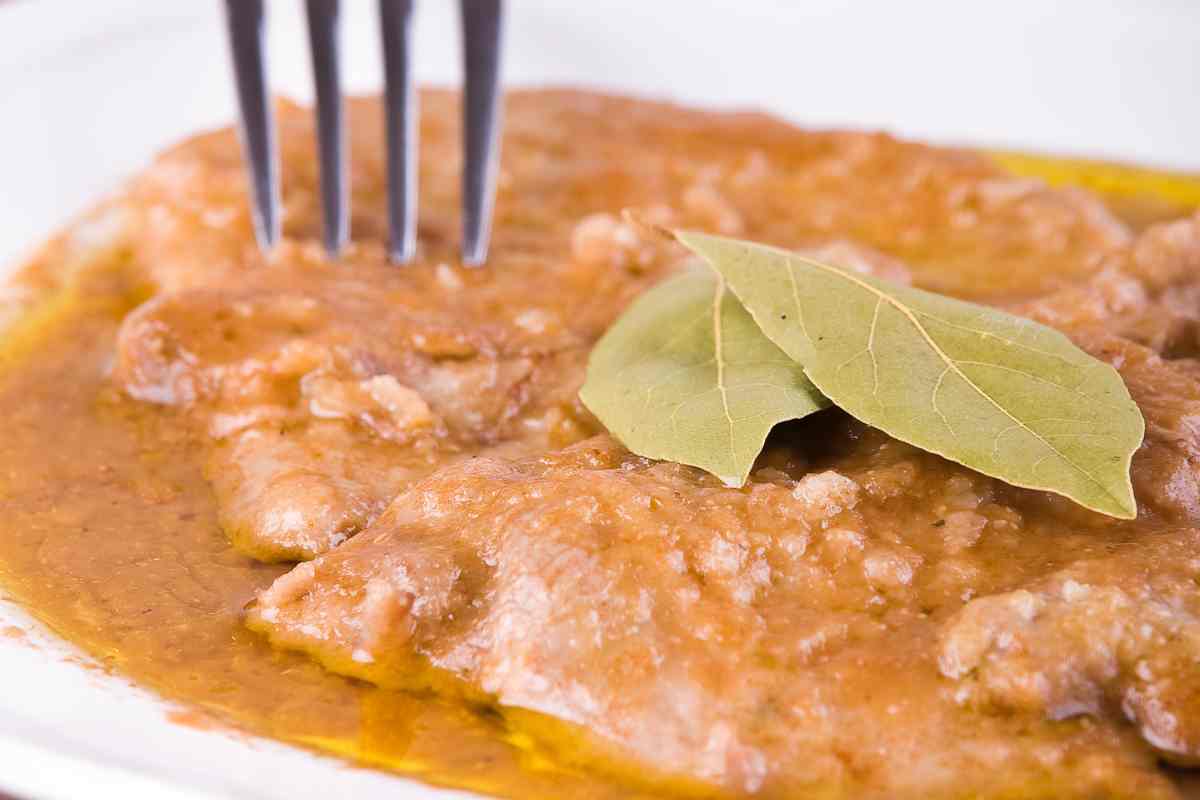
[2,91,1200,798]
[0,263,669,799]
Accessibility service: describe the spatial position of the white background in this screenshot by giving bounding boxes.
[2,0,1198,268]
[0,1,1197,798]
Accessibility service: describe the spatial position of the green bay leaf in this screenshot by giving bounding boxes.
[677,231,1145,519]
[580,267,828,487]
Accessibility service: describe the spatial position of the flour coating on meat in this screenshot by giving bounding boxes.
[106,91,1200,797]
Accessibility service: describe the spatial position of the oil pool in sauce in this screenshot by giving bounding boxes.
[0,153,1195,799]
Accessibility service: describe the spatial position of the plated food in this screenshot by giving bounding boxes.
[3,90,1200,799]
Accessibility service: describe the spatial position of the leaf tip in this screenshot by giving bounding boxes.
[619,209,676,243]
[1111,495,1139,521]
[1090,479,1138,520]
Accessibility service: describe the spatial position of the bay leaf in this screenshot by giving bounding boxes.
[580,267,828,487]
[677,231,1145,519]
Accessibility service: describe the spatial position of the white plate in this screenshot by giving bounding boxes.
[1,1,1198,798]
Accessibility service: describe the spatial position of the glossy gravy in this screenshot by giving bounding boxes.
[1,92,1199,799]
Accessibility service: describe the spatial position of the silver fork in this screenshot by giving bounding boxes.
[223,0,505,266]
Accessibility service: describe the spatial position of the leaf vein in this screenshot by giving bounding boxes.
[712,275,737,470]
[909,307,1079,366]
[786,252,1124,506]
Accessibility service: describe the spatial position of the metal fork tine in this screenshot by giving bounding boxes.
[459,0,504,267]
[305,0,348,255]
[224,0,279,251]
[379,0,418,264]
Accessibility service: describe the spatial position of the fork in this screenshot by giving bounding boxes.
[223,0,505,266]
